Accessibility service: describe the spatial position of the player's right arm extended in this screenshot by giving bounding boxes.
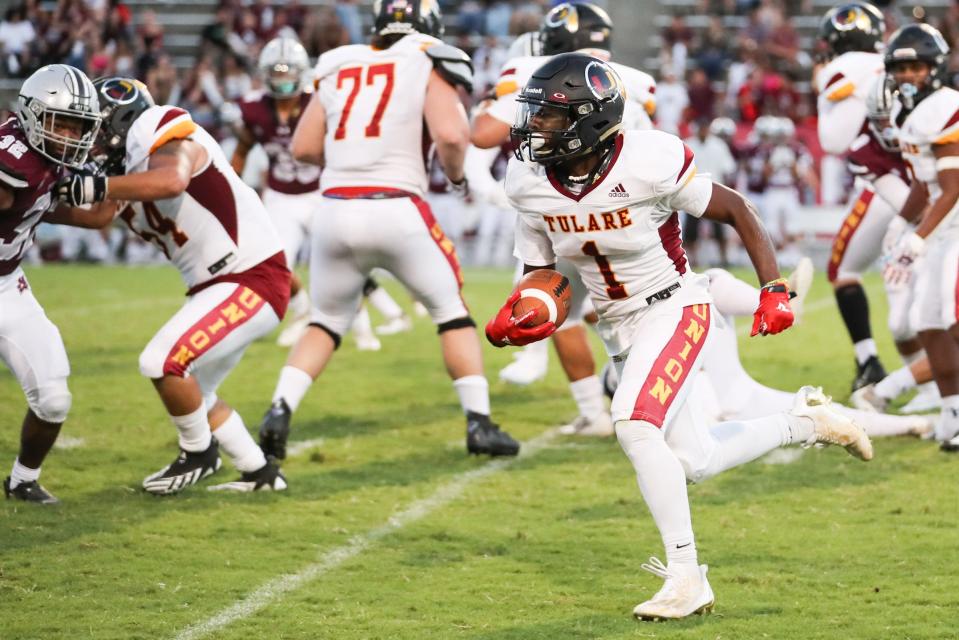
[290,93,326,166]
[817,97,867,155]
[424,70,469,183]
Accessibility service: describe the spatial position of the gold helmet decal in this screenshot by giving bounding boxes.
[546,3,579,33]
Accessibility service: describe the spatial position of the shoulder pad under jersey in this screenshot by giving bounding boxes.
[425,44,474,92]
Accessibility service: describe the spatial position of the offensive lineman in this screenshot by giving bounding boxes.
[816,2,898,390]
[2,64,101,504]
[470,2,657,435]
[50,77,290,493]
[489,53,872,620]
[256,0,521,460]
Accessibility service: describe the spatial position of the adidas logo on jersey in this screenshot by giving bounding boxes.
[608,183,629,198]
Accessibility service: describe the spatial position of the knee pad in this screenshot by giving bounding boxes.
[31,380,72,424]
[309,321,342,349]
[614,419,663,450]
[138,343,171,379]
[437,316,476,334]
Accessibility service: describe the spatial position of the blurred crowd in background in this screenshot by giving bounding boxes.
[2,0,958,268]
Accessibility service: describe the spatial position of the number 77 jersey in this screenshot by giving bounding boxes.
[119,105,283,289]
[505,130,716,324]
[314,33,446,198]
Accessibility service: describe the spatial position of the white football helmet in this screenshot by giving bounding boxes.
[775,116,796,140]
[753,115,778,141]
[258,36,310,98]
[16,64,101,169]
[866,72,899,152]
[708,116,736,140]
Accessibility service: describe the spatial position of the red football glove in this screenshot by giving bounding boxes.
[751,278,794,337]
[485,290,557,347]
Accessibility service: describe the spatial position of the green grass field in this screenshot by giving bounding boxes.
[2,265,957,640]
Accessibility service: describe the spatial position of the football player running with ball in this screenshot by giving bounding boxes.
[50,78,290,494]
[256,0,520,460]
[488,53,873,620]
[1,64,101,504]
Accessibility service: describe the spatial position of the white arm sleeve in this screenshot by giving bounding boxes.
[512,215,556,266]
[661,174,714,218]
[817,97,867,155]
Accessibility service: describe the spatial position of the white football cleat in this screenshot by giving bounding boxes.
[792,386,873,461]
[276,316,309,348]
[499,342,549,386]
[633,557,714,621]
[354,333,382,351]
[412,301,430,318]
[900,382,941,414]
[787,256,814,325]
[850,383,888,413]
[375,315,413,336]
[558,412,614,437]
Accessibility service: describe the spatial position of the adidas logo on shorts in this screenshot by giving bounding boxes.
[608,183,629,198]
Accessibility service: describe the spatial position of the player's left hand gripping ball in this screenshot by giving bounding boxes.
[485,291,557,347]
[55,172,107,207]
[751,278,794,336]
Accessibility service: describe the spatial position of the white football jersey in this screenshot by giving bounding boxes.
[815,52,884,154]
[486,52,656,131]
[898,87,959,236]
[121,105,283,289]
[505,130,713,332]
[314,33,444,197]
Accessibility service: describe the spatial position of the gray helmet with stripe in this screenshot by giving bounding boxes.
[16,64,101,169]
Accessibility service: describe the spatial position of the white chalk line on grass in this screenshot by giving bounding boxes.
[285,438,326,458]
[172,427,562,640]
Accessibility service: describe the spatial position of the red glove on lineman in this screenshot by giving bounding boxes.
[751,278,795,337]
[485,290,557,347]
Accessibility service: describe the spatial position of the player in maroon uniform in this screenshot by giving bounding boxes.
[1,64,100,504]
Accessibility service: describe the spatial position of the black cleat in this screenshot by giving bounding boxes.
[466,411,520,457]
[142,441,221,495]
[940,436,959,453]
[852,355,886,392]
[208,460,288,492]
[4,477,59,505]
[259,399,291,460]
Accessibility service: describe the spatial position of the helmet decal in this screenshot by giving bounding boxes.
[546,4,579,32]
[100,78,143,105]
[585,61,618,100]
[831,6,872,31]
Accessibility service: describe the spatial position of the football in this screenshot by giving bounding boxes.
[511,269,572,328]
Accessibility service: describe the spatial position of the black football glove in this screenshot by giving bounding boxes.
[55,172,108,207]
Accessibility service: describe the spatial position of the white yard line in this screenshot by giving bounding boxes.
[172,428,561,640]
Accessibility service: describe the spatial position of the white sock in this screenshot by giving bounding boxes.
[937,395,959,441]
[699,415,795,483]
[853,339,878,365]
[172,403,212,452]
[212,411,267,473]
[901,349,925,366]
[367,286,404,320]
[9,458,40,489]
[289,289,310,318]
[874,366,916,400]
[570,375,605,419]
[616,421,697,567]
[352,306,374,339]
[272,365,314,413]
[453,375,490,415]
[705,268,760,318]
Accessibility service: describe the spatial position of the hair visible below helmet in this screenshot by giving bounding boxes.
[372,0,443,38]
[92,76,155,176]
[511,53,624,165]
[865,72,899,152]
[16,64,101,169]
[259,36,310,98]
[818,2,885,57]
[884,23,950,111]
[539,2,613,56]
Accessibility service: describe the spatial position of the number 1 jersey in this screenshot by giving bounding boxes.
[313,33,445,197]
[120,105,283,289]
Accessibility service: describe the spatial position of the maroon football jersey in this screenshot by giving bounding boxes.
[238,92,320,195]
[847,128,908,183]
[0,118,63,276]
